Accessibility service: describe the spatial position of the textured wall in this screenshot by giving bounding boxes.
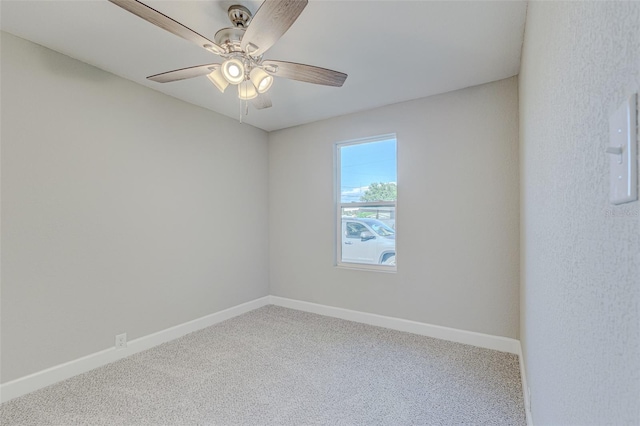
[1,33,269,383]
[269,77,520,339]
[519,2,640,424]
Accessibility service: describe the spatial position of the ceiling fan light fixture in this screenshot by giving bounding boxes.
[110,0,348,117]
[222,58,245,84]
[238,80,258,100]
[250,67,273,93]
[207,68,229,93]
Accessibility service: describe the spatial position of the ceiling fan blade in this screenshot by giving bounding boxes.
[109,0,225,55]
[147,64,220,83]
[262,60,347,87]
[252,92,273,110]
[240,0,308,56]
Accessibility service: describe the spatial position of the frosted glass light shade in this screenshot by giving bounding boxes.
[238,80,257,100]
[222,58,245,85]
[249,67,273,94]
[207,68,229,93]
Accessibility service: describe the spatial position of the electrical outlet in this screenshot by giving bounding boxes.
[115,333,127,350]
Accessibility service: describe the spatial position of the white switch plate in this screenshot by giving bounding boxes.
[608,94,637,205]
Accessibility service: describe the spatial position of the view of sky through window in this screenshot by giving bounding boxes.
[340,138,397,203]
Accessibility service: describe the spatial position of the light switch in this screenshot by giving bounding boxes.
[607,94,637,205]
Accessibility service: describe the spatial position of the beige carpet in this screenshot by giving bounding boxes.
[0,305,525,425]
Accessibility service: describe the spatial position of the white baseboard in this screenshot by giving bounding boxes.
[268,296,521,354]
[518,343,534,426]
[0,296,271,403]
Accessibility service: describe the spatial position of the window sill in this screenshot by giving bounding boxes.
[335,263,397,274]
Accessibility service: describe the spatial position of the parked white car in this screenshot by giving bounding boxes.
[341,217,396,266]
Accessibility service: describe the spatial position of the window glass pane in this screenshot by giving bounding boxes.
[340,139,397,203]
[338,137,397,269]
[341,206,396,230]
[346,222,369,238]
[340,207,396,266]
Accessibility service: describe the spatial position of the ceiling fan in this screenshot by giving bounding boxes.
[108,0,347,112]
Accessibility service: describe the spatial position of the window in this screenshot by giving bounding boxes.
[336,135,397,271]
[346,222,369,238]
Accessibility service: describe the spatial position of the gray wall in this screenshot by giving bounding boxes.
[519,2,640,424]
[269,77,520,339]
[1,33,269,383]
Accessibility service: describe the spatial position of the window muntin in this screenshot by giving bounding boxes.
[336,135,397,271]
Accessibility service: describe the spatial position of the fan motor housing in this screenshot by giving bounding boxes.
[214,27,246,52]
[214,5,253,53]
[228,5,252,28]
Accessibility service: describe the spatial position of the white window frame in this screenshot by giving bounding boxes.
[335,134,397,272]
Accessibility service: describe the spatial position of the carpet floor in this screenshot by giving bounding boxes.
[0,305,525,425]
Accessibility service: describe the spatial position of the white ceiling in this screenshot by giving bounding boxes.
[0,0,527,131]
